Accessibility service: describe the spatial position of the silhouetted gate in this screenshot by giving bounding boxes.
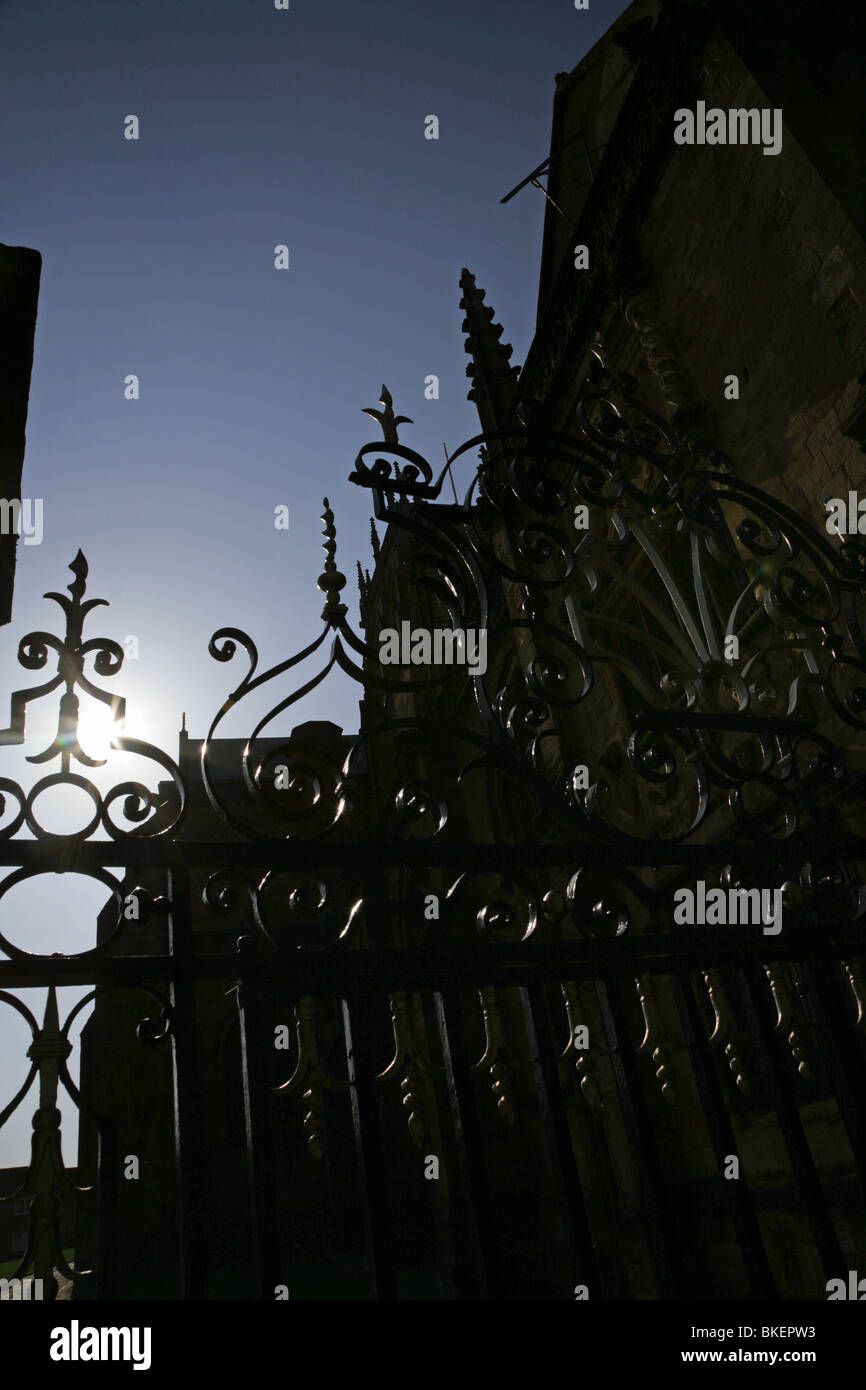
[2,353,866,1299]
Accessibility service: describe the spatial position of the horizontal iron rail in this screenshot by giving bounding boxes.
[633,710,816,733]
[0,837,864,869]
[0,928,863,988]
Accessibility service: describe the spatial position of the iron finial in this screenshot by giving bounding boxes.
[317,497,347,624]
[362,384,413,444]
[68,550,89,604]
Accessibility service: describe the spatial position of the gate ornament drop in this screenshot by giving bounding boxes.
[0,346,865,1299]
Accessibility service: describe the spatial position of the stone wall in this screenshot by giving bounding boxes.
[620,26,865,516]
[0,243,41,626]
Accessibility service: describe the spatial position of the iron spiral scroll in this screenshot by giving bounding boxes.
[0,549,185,846]
[195,350,866,947]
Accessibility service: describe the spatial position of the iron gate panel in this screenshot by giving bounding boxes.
[1,353,866,1299]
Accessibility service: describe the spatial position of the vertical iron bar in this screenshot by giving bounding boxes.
[236,945,282,1300]
[95,1116,119,1298]
[521,981,599,1295]
[671,969,777,1298]
[342,985,397,1299]
[801,958,866,1184]
[597,976,688,1296]
[741,962,846,1278]
[435,987,502,1298]
[167,862,207,1298]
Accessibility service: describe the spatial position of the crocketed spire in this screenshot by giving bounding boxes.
[459,268,521,435]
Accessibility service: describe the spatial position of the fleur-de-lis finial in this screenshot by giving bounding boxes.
[0,553,125,772]
[362,384,413,444]
[317,498,347,624]
[41,551,112,655]
[68,549,88,604]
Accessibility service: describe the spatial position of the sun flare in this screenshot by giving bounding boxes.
[74,698,125,762]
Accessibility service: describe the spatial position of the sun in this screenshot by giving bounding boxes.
[73,697,125,763]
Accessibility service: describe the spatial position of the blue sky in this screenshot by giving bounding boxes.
[0,0,631,1167]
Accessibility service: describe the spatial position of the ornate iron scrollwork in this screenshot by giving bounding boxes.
[0,342,864,1300]
[0,551,185,843]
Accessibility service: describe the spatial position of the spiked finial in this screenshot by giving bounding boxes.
[370,517,381,565]
[317,497,347,624]
[41,551,110,687]
[68,550,88,604]
[362,384,413,444]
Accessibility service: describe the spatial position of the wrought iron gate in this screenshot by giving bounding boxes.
[2,350,866,1299]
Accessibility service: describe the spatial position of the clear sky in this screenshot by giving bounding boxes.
[0,0,631,1168]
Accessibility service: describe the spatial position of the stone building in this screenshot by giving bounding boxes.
[0,241,44,1291]
[0,242,41,626]
[521,0,866,513]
